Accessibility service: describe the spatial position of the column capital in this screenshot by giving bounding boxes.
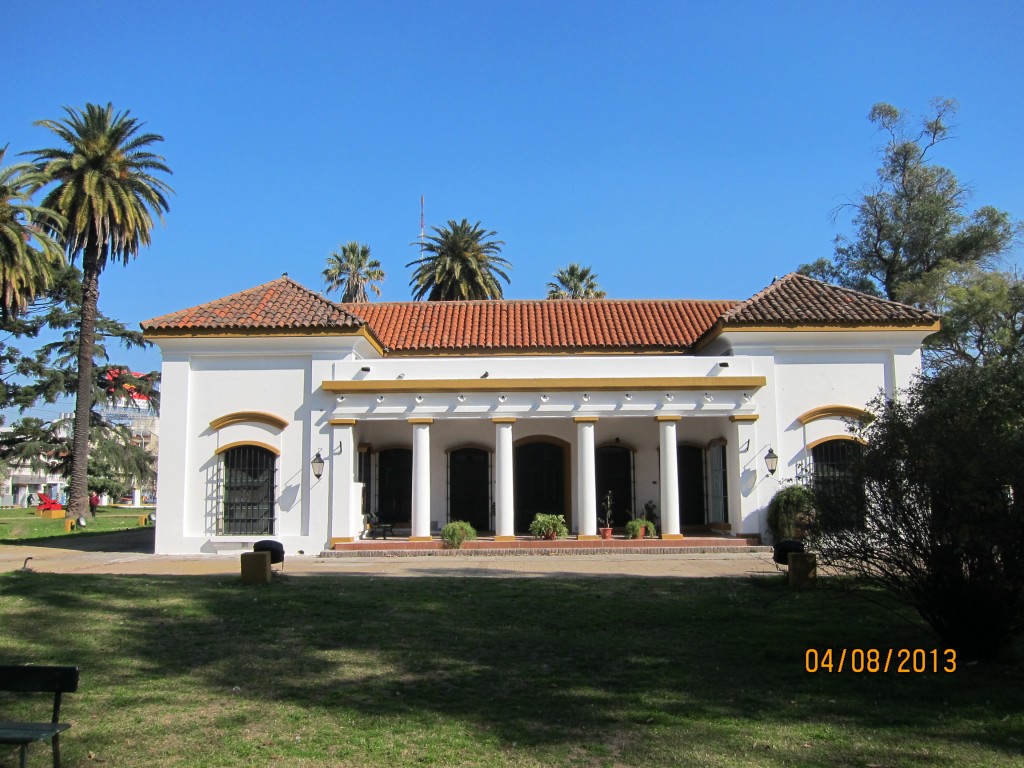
[408,417,434,425]
[573,416,599,423]
[729,414,759,422]
[491,416,517,424]
[329,418,357,426]
[655,414,682,422]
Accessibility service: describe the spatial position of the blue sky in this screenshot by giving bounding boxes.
[7,0,1024,381]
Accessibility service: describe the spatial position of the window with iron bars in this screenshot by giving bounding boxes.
[219,445,277,535]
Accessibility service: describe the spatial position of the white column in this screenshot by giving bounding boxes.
[494,418,516,540]
[410,419,432,540]
[658,415,683,539]
[729,415,758,536]
[575,417,598,538]
[329,420,357,541]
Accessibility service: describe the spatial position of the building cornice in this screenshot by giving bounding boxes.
[322,376,766,394]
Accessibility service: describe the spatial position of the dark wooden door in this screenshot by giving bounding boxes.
[514,442,565,533]
[678,445,706,527]
[449,448,490,532]
[378,448,412,525]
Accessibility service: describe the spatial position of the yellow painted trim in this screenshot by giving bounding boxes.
[210,411,288,431]
[655,415,682,422]
[723,322,942,334]
[577,534,601,540]
[695,320,941,351]
[144,325,387,355]
[329,418,358,426]
[573,416,599,423]
[330,537,356,544]
[408,536,433,542]
[494,535,516,542]
[806,434,866,450]
[797,405,871,425]
[323,376,767,394]
[373,346,691,358]
[214,440,280,456]
[729,414,759,422]
[661,533,685,540]
[491,417,517,424]
[408,418,434,425]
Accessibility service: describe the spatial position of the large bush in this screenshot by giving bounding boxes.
[766,484,815,542]
[810,362,1024,660]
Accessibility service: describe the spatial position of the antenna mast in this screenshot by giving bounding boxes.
[419,195,425,256]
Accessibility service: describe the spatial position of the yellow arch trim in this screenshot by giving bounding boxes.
[806,435,866,450]
[797,405,871,425]
[214,440,281,456]
[210,411,289,431]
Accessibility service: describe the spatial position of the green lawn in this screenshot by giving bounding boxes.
[0,506,151,543]
[0,572,1020,767]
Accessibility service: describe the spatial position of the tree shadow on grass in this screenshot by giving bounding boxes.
[1,572,1022,766]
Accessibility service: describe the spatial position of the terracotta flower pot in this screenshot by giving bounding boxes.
[599,527,613,540]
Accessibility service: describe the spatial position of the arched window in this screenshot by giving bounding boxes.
[811,438,863,528]
[220,445,277,535]
[811,439,861,488]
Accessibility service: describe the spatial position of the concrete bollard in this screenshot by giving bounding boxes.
[240,551,272,584]
[788,551,817,589]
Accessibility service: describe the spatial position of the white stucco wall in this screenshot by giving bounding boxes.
[151,326,931,554]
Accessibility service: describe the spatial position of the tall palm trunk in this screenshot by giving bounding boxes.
[68,245,100,519]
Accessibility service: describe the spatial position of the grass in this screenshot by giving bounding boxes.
[0,506,150,543]
[0,572,1021,767]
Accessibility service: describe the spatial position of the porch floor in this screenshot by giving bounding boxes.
[326,532,767,557]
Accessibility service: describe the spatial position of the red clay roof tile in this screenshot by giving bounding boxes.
[140,276,363,333]
[140,273,939,351]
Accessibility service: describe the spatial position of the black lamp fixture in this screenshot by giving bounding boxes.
[764,447,779,476]
[311,450,325,480]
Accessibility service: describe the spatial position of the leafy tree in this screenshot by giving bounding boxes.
[0,146,65,319]
[810,361,1024,660]
[322,241,385,302]
[29,103,171,518]
[0,264,158,504]
[800,99,1018,303]
[407,219,510,300]
[907,265,1024,371]
[546,262,606,299]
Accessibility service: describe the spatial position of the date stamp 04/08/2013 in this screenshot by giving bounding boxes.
[805,648,957,674]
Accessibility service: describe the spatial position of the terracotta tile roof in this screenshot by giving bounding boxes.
[719,273,940,327]
[140,272,939,350]
[341,299,737,353]
[140,276,364,333]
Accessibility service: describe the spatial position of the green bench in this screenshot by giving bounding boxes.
[0,665,79,768]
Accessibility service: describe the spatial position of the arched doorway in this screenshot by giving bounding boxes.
[377,448,412,525]
[596,445,634,527]
[678,444,706,527]
[449,447,491,532]
[514,441,566,533]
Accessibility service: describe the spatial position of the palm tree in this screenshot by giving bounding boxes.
[0,145,65,318]
[546,262,606,299]
[322,241,385,302]
[407,219,510,300]
[30,103,172,519]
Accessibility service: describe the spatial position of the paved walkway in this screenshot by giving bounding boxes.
[0,529,780,579]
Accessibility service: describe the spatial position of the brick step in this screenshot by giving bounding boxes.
[324,536,769,558]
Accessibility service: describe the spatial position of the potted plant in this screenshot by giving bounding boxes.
[624,518,657,539]
[624,519,645,539]
[599,491,614,539]
[441,520,477,549]
[529,513,568,540]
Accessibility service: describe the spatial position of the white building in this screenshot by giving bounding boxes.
[141,273,938,556]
